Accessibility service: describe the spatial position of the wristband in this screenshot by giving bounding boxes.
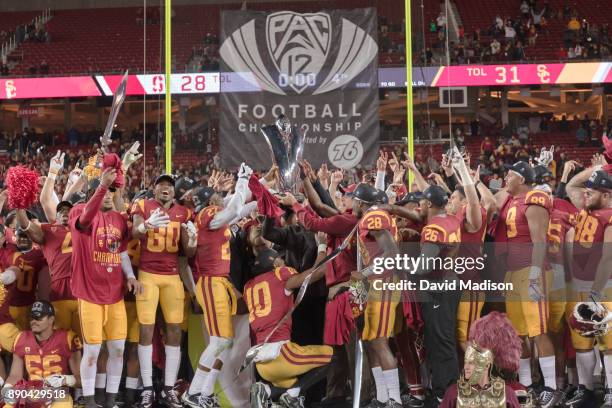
[317,244,327,253]
[47,172,57,181]
[529,265,542,279]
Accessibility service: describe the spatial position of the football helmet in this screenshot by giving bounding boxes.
[568,301,612,337]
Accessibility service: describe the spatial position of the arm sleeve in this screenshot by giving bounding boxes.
[210,178,248,230]
[120,251,136,280]
[375,170,386,191]
[262,216,288,245]
[312,179,338,210]
[227,200,257,226]
[78,185,108,229]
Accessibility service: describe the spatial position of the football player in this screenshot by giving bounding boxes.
[444,153,492,351]
[131,174,196,408]
[182,163,252,408]
[564,166,612,406]
[16,201,78,334]
[8,228,47,330]
[247,247,332,408]
[349,183,402,407]
[0,255,21,355]
[2,300,81,408]
[69,168,142,408]
[498,161,556,407]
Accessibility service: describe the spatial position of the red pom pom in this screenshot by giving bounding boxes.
[102,153,124,189]
[6,166,40,209]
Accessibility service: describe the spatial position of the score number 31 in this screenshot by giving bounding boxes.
[494,65,551,84]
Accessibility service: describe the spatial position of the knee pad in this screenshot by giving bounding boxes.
[200,336,232,368]
[106,339,125,359]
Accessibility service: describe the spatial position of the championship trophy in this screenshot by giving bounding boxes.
[260,114,306,193]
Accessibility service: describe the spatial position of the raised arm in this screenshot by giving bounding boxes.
[285,233,328,290]
[452,149,482,233]
[16,208,44,244]
[41,151,65,223]
[209,163,252,230]
[77,169,115,230]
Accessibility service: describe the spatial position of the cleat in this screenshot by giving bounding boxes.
[538,386,558,408]
[401,393,425,407]
[197,394,220,408]
[601,388,612,407]
[278,392,304,408]
[160,388,182,408]
[249,382,270,408]
[138,389,154,408]
[563,385,595,407]
[181,392,201,408]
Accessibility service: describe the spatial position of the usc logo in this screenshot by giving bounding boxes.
[5,80,16,99]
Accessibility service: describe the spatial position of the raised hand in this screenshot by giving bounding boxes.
[122,141,143,170]
[100,167,117,188]
[48,151,65,176]
[376,151,388,172]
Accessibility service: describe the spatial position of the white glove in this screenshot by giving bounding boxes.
[528,265,542,280]
[528,279,545,302]
[0,269,16,285]
[145,208,171,229]
[536,145,554,166]
[122,141,143,170]
[48,151,65,177]
[238,163,253,179]
[182,221,197,246]
[1,384,15,405]
[44,374,65,388]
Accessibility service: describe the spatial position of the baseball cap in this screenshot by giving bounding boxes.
[175,177,195,197]
[585,170,612,191]
[397,191,424,206]
[503,161,535,184]
[155,174,175,186]
[68,191,86,205]
[30,300,55,319]
[423,185,449,208]
[56,201,73,212]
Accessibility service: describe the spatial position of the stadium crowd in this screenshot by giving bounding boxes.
[0,118,609,408]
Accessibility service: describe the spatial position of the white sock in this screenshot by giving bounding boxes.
[287,387,300,398]
[95,373,106,389]
[371,367,388,402]
[576,351,596,390]
[105,339,125,394]
[81,343,102,397]
[604,355,612,389]
[164,345,181,387]
[383,368,401,403]
[201,368,219,396]
[189,368,208,395]
[539,356,556,390]
[519,358,532,386]
[125,377,139,390]
[138,344,153,388]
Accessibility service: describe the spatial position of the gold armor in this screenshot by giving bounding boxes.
[457,376,506,408]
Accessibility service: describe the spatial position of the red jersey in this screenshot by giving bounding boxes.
[69,203,129,305]
[572,208,612,282]
[132,200,191,275]
[420,214,462,279]
[293,203,357,287]
[0,244,15,270]
[13,330,82,380]
[9,248,47,307]
[547,209,574,266]
[244,266,297,344]
[457,205,488,280]
[194,206,231,280]
[357,208,396,270]
[39,224,73,302]
[499,190,552,271]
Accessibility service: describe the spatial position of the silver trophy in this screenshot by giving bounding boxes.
[260,114,306,192]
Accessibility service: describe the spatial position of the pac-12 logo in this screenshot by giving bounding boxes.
[328,135,363,169]
[220,11,378,95]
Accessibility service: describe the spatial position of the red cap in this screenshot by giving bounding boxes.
[339,183,357,195]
